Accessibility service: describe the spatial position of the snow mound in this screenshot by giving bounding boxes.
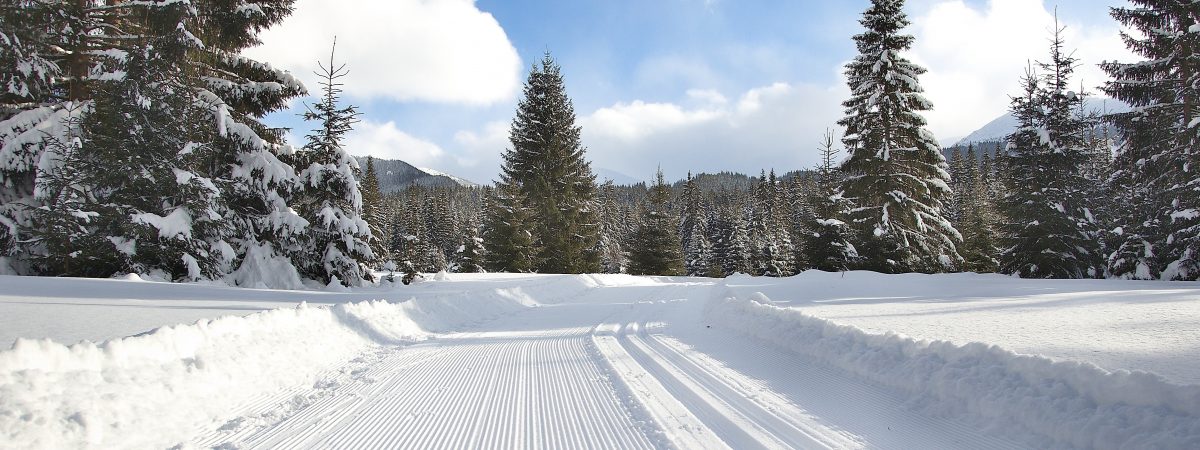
[708,287,1200,450]
[0,275,599,449]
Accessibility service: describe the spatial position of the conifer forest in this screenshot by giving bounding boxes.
[2,0,1198,285]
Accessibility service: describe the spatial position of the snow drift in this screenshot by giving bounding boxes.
[0,275,600,449]
[707,286,1200,450]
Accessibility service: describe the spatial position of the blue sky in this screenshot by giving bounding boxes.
[247,0,1132,184]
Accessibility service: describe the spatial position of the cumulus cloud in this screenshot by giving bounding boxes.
[909,0,1135,142]
[244,0,521,105]
[344,120,446,168]
[581,82,848,181]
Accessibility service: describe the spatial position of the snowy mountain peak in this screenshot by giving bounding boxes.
[954,97,1131,147]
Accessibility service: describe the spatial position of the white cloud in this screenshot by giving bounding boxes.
[344,120,446,168]
[244,0,521,105]
[581,82,848,181]
[909,0,1135,142]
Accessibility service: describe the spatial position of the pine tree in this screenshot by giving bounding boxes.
[294,41,373,286]
[999,24,1102,279]
[497,52,600,273]
[749,170,794,277]
[597,180,627,273]
[1103,1,1200,280]
[30,2,225,280]
[680,173,713,276]
[482,183,535,272]
[958,146,1000,272]
[627,169,684,276]
[806,130,859,272]
[360,156,387,264]
[946,147,965,224]
[838,0,961,273]
[709,200,751,276]
[1,1,308,283]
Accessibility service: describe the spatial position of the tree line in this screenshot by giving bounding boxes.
[3,0,1198,284]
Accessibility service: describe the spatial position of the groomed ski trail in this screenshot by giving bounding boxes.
[192,278,1027,449]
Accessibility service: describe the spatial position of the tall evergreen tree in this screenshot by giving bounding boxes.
[597,180,627,273]
[749,170,795,276]
[806,130,859,272]
[709,200,751,276]
[627,169,685,276]
[999,25,1102,279]
[482,183,535,273]
[294,41,373,286]
[958,145,1000,272]
[680,172,714,276]
[496,52,600,273]
[360,156,387,264]
[1103,1,1200,280]
[1,0,307,283]
[837,0,961,273]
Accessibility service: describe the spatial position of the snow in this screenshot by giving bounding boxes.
[724,271,1200,385]
[1,272,1196,449]
[131,208,193,240]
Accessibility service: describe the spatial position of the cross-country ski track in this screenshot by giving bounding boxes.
[187,278,1025,449]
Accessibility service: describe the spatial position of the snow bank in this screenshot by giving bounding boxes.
[0,275,598,449]
[707,288,1200,450]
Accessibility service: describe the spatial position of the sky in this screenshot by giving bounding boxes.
[244,0,1136,185]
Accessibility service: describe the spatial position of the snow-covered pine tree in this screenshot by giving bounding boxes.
[482,182,535,272]
[30,1,225,280]
[1,0,308,283]
[190,0,308,287]
[294,41,373,286]
[626,169,684,276]
[999,25,1102,279]
[597,180,627,273]
[958,145,1000,272]
[360,156,387,264]
[499,52,600,273]
[749,170,795,277]
[806,130,859,272]
[1102,1,1200,280]
[787,174,815,271]
[946,147,965,224]
[709,200,751,276]
[680,172,713,276]
[838,0,961,273]
[1,1,114,270]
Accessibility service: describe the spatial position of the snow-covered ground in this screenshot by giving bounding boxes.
[1,272,1197,449]
[724,271,1200,385]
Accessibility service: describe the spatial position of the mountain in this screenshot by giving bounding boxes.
[365,158,477,193]
[954,97,1131,148]
[594,167,642,186]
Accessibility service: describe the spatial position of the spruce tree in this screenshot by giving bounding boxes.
[1,0,308,283]
[360,156,387,264]
[294,42,374,286]
[627,169,685,276]
[497,52,600,273]
[709,200,751,276]
[806,130,859,272]
[1103,1,1200,280]
[958,146,1000,272]
[482,183,535,272]
[999,25,1102,279]
[597,180,627,273]
[30,2,225,280]
[838,0,961,273]
[680,173,714,276]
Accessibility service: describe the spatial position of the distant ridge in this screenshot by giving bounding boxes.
[954,97,1131,148]
[363,158,477,193]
